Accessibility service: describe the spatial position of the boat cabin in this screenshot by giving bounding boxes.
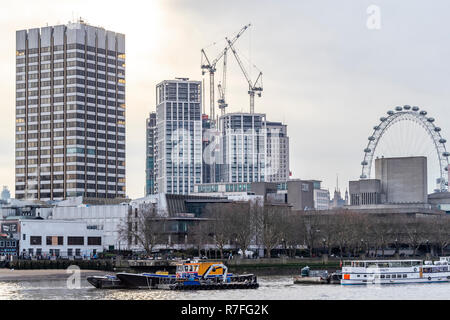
[342,260,422,268]
[175,261,225,278]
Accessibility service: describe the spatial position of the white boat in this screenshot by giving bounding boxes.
[341,257,450,285]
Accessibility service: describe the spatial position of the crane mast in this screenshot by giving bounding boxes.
[225,36,263,114]
[217,47,228,116]
[201,24,251,124]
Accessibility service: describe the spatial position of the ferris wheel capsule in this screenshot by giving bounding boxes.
[373,126,380,130]
[360,174,367,179]
[439,138,447,144]
[395,106,403,111]
[420,110,427,116]
[434,127,441,132]
[361,161,368,165]
[380,117,387,122]
[403,105,411,110]
[387,110,394,115]
[427,117,435,122]
[368,136,375,141]
[364,148,371,153]
[443,152,450,157]
[412,106,419,111]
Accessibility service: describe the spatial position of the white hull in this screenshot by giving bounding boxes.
[342,276,450,285]
[340,258,450,285]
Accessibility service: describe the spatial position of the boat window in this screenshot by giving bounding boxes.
[363,275,367,277]
[386,275,391,279]
[380,275,385,279]
[357,274,360,277]
[403,274,407,278]
[184,266,189,272]
[392,274,396,279]
[374,275,379,279]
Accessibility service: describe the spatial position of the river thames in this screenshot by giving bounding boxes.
[0,275,449,300]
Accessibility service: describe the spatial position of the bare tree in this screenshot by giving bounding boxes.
[227,202,257,258]
[203,203,234,259]
[428,215,450,256]
[189,220,210,258]
[257,204,289,258]
[317,213,338,256]
[402,216,428,257]
[118,202,164,256]
[298,211,322,257]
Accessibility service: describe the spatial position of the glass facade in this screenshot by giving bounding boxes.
[145,112,156,195]
[219,113,266,183]
[155,79,202,194]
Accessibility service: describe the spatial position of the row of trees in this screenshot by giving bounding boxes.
[191,203,450,258]
[119,201,450,259]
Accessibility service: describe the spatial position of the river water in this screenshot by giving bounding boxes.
[0,275,449,300]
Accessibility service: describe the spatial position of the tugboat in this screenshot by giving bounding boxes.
[88,260,259,290]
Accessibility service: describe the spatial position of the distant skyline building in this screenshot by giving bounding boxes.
[1,187,11,201]
[308,180,330,210]
[145,112,156,195]
[15,20,126,201]
[154,78,202,194]
[218,113,266,183]
[266,121,290,182]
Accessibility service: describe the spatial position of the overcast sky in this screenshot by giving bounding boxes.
[2,0,450,198]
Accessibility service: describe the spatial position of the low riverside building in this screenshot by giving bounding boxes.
[52,193,233,251]
[0,217,103,259]
[192,180,315,210]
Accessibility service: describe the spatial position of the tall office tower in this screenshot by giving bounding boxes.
[154,78,202,194]
[145,112,156,195]
[218,113,266,183]
[15,21,126,201]
[266,121,290,182]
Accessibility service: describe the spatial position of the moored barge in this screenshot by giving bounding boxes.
[88,260,259,290]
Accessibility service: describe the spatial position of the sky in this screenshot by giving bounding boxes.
[2,0,450,199]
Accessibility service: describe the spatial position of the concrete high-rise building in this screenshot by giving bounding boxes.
[266,121,289,182]
[145,112,156,195]
[154,78,202,194]
[349,156,427,206]
[15,21,126,201]
[218,113,266,183]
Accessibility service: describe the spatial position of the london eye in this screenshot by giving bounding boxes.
[360,105,449,192]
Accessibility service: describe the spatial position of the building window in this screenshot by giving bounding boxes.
[87,237,101,246]
[30,236,42,245]
[67,237,84,245]
[75,248,81,256]
[46,236,64,245]
[68,248,73,256]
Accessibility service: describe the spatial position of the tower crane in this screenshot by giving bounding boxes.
[201,23,251,125]
[217,47,228,116]
[225,36,263,114]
